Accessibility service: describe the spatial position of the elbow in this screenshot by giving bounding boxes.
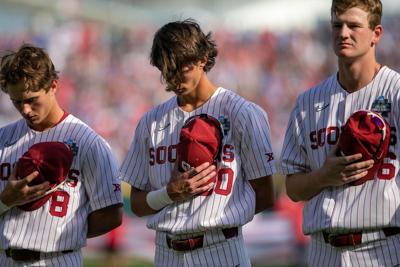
[286,189,302,202]
[285,176,302,202]
[114,213,123,228]
[131,204,148,217]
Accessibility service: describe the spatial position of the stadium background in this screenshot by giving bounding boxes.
[0,0,399,266]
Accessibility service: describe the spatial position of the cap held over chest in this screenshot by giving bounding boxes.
[338,110,390,186]
[177,114,223,173]
[16,142,74,211]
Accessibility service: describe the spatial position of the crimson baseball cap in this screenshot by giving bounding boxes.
[177,114,223,173]
[16,142,73,211]
[338,110,390,186]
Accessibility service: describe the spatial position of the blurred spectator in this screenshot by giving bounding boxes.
[1,7,400,266]
[275,192,309,267]
[1,14,399,162]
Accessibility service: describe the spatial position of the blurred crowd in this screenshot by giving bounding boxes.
[2,8,400,267]
[1,15,400,164]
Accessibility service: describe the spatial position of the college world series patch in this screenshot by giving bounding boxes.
[371,96,391,118]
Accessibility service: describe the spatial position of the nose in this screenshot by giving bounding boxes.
[20,103,32,116]
[337,24,350,39]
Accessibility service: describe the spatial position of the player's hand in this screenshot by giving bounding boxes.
[318,146,375,187]
[0,168,50,207]
[166,162,216,202]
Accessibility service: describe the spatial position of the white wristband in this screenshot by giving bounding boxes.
[146,186,173,211]
[0,199,10,216]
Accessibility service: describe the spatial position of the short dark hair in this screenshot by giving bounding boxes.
[150,19,218,91]
[331,0,382,29]
[0,44,59,93]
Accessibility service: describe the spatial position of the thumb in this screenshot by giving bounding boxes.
[9,168,17,181]
[328,144,341,157]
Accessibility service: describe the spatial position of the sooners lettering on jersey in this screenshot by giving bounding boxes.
[121,87,276,234]
[0,114,122,252]
[280,66,400,234]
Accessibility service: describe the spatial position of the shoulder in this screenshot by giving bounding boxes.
[294,74,337,109]
[214,87,247,105]
[136,96,177,129]
[62,114,107,149]
[217,88,268,125]
[0,119,26,147]
[379,66,400,82]
[216,87,256,113]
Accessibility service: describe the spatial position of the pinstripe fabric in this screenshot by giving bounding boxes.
[308,232,400,267]
[0,114,122,256]
[121,87,274,265]
[121,87,276,234]
[154,228,250,267]
[280,66,400,266]
[0,250,83,267]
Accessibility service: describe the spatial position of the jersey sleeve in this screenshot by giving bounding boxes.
[239,103,276,180]
[280,100,311,174]
[120,117,151,191]
[81,136,123,211]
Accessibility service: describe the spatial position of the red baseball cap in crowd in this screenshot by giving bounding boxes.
[338,110,390,186]
[177,114,223,174]
[16,142,73,211]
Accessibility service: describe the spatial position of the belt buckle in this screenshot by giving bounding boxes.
[327,233,336,245]
[8,249,16,259]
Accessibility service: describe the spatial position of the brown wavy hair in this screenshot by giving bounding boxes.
[331,0,382,29]
[150,19,218,91]
[0,44,59,93]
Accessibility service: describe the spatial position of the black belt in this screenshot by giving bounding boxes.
[323,227,400,247]
[166,227,239,252]
[5,248,74,262]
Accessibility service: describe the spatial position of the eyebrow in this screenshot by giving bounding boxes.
[10,96,39,102]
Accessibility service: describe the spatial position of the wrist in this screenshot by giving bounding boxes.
[0,198,11,216]
[146,186,174,211]
[0,194,13,208]
[313,168,329,189]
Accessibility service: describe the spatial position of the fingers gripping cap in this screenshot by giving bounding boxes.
[16,142,74,211]
[338,110,390,186]
[177,114,223,172]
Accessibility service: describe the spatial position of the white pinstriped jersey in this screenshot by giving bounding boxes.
[121,87,276,234]
[0,114,122,252]
[281,66,400,234]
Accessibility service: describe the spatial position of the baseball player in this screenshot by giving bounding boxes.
[280,0,400,266]
[120,19,275,267]
[0,44,123,266]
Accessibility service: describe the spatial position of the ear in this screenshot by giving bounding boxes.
[49,80,58,95]
[199,55,208,69]
[371,25,383,46]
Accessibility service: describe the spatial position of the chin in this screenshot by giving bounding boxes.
[335,50,355,60]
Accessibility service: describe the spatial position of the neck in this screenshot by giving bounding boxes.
[178,76,217,112]
[337,56,381,93]
[31,103,65,132]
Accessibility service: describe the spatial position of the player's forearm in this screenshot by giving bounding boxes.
[130,187,165,217]
[249,176,275,214]
[286,170,327,202]
[87,204,123,238]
